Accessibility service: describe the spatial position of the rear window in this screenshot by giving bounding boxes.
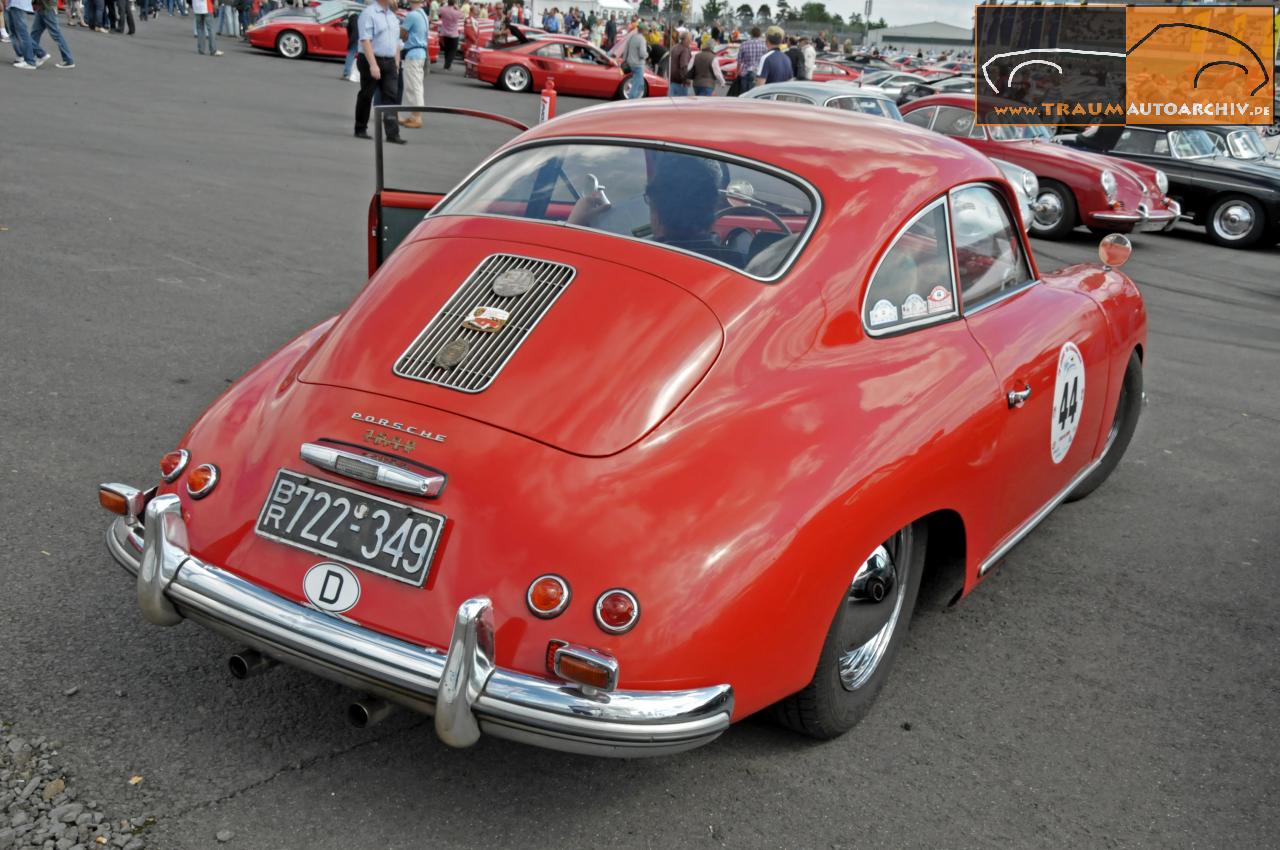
[433,142,819,281]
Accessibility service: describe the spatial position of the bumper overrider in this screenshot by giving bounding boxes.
[1090,200,1182,233]
[103,490,733,757]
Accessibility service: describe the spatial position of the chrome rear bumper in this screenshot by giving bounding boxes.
[105,493,732,757]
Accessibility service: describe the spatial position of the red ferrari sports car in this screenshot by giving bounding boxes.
[901,93,1181,239]
[101,100,1146,757]
[467,33,667,98]
[247,0,439,64]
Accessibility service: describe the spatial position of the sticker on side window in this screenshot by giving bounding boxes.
[901,293,927,320]
[869,299,899,326]
[926,285,953,314]
[1050,342,1086,464]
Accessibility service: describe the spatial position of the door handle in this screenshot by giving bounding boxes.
[1007,384,1032,409]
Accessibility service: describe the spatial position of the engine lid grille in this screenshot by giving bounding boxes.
[392,253,576,393]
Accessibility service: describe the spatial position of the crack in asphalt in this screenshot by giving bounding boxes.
[160,721,429,820]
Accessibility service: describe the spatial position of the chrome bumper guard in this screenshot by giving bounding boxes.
[106,494,732,757]
[1091,200,1181,233]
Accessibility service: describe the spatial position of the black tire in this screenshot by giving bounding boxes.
[1028,179,1078,240]
[1204,195,1266,249]
[774,523,927,739]
[498,64,532,92]
[275,30,306,60]
[1067,350,1142,502]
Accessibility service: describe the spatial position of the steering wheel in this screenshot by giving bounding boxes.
[713,204,790,247]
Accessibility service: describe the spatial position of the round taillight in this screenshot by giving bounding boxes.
[160,449,189,483]
[186,464,219,499]
[595,589,640,634]
[527,575,570,618]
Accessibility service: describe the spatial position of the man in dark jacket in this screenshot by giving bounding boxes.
[604,13,615,49]
[785,36,803,80]
[668,28,692,96]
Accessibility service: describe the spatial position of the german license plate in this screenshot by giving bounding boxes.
[255,470,445,587]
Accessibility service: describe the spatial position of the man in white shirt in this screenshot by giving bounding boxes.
[191,0,222,55]
[353,0,405,143]
[5,0,45,68]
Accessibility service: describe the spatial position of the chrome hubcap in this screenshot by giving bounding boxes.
[1213,203,1253,239]
[838,533,908,692]
[281,34,301,56]
[1033,191,1064,229]
[505,68,527,89]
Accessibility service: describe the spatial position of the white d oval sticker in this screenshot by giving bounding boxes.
[303,563,361,614]
[1050,342,1086,465]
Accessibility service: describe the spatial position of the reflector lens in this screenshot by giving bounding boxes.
[98,488,127,515]
[527,575,570,618]
[555,653,614,690]
[160,449,189,483]
[186,464,219,499]
[595,589,639,634]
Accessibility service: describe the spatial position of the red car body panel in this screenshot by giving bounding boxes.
[468,34,668,97]
[900,94,1178,232]
[153,101,1144,722]
[248,9,440,63]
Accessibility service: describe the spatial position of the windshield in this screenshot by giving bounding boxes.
[860,70,892,86]
[310,0,346,18]
[434,142,818,280]
[1226,129,1267,160]
[1169,129,1217,159]
[989,124,1053,141]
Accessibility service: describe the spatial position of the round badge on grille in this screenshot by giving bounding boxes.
[434,338,470,369]
[492,268,536,297]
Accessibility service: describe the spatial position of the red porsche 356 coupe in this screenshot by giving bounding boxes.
[100,100,1146,756]
[900,93,1181,240]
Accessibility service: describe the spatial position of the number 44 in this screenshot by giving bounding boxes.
[1058,376,1079,428]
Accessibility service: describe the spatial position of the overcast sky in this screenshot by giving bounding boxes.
[808,0,974,28]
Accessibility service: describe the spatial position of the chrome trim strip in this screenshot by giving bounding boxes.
[300,442,445,497]
[427,135,825,285]
[860,195,960,338]
[977,457,1101,576]
[104,514,732,757]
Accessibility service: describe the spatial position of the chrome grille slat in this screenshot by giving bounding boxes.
[393,254,577,393]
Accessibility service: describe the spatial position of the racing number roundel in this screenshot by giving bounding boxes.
[1050,342,1085,465]
[303,563,361,614]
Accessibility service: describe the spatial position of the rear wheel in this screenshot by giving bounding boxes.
[1067,350,1142,502]
[499,64,532,92]
[276,30,306,60]
[616,78,646,99]
[1029,179,1077,240]
[774,523,926,739]
[1205,195,1265,248]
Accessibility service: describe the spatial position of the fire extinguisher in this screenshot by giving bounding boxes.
[539,77,557,124]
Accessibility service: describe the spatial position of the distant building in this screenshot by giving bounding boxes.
[865,21,973,54]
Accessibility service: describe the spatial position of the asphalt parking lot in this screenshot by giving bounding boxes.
[3,16,1279,850]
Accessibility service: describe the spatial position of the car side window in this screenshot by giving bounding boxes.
[1113,128,1164,156]
[774,93,816,104]
[932,106,977,138]
[534,44,564,59]
[950,185,1032,311]
[903,106,935,128]
[862,198,958,335]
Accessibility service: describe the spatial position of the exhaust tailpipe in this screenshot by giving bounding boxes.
[347,697,395,729]
[228,649,277,680]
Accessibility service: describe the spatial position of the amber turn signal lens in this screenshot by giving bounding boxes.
[159,449,189,483]
[98,488,128,515]
[527,575,571,618]
[186,464,219,499]
[594,589,640,634]
[555,653,615,691]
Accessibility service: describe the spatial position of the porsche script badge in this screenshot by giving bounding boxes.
[463,306,510,333]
